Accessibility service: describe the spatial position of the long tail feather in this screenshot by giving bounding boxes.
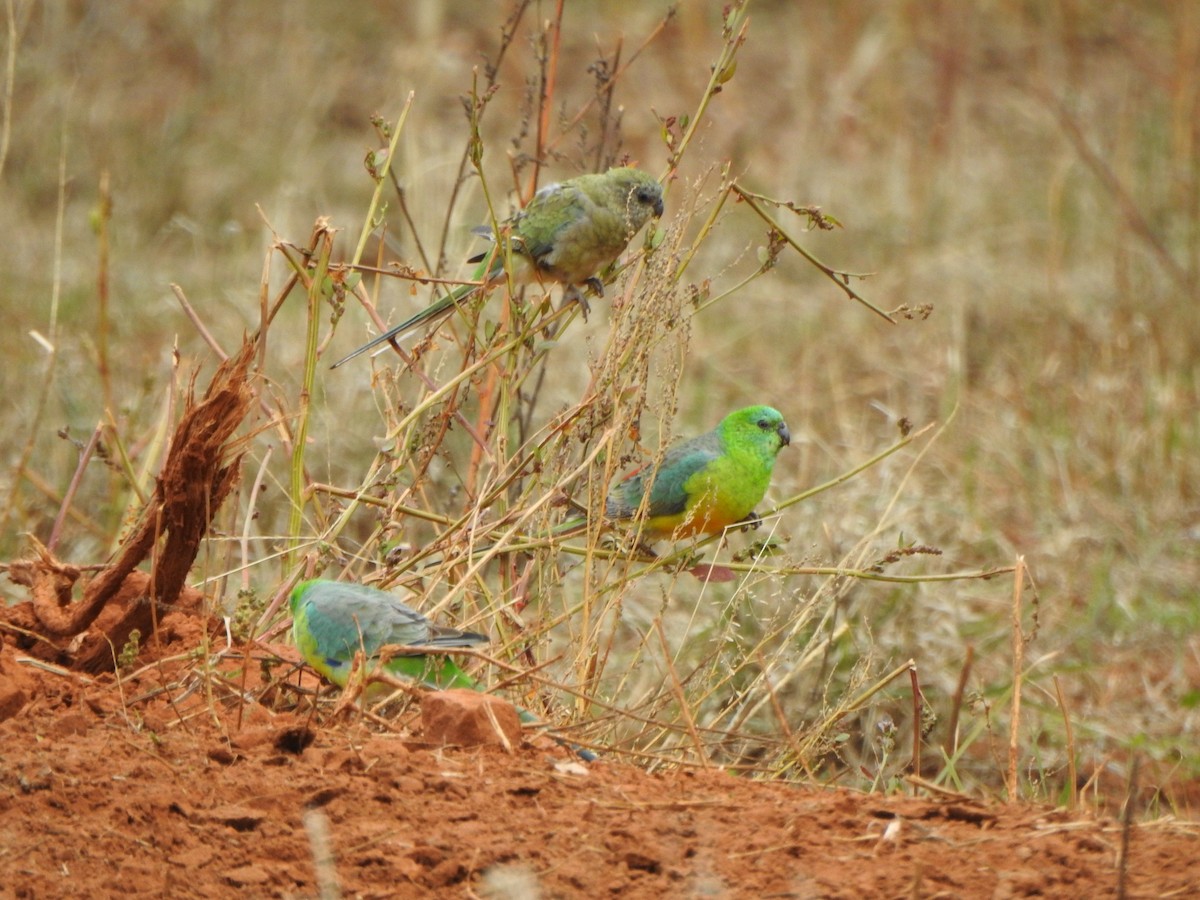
[330,286,468,368]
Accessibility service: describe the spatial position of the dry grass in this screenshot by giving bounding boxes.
[3,0,1198,811]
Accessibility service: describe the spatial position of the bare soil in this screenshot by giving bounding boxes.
[2,625,1198,900]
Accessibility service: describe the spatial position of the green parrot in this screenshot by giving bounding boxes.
[443,405,789,560]
[423,406,791,566]
[289,579,596,759]
[331,166,664,367]
[290,578,487,690]
[587,405,792,544]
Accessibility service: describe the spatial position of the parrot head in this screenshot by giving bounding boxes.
[610,166,665,227]
[723,405,790,451]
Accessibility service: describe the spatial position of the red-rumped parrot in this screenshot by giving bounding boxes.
[332,166,664,367]
[290,579,488,690]
[289,579,595,759]
[592,405,791,543]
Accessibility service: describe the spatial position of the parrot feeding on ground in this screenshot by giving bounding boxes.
[290,579,489,690]
[290,579,597,760]
[331,166,664,367]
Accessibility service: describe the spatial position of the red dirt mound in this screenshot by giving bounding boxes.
[1,640,1197,899]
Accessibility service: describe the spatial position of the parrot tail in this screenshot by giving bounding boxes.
[329,287,468,368]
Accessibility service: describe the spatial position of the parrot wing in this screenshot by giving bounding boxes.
[510,180,594,270]
[291,580,486,666]
[462,182,590,285]
[605,432,724,521]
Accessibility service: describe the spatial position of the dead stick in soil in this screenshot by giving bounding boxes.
[1078,752,1115,810]
[909,664,922,780]
[945,644,974,761]
[1117,753,1139,900]
[1053,674,1077,810]
[1006,555,1027,802]
[903,775,974,801]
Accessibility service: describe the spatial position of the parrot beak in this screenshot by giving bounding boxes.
[778,422,791,447]
[652,196,664,217]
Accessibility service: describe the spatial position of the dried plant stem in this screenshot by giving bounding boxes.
[654,618,711,768]
[1117,753,1139,900]
[758,650,815,780]
[674,163,734,280]
[1006,555,1027,802]
[241,447,275,592]
[528,0,564,191]
[95,169,114,416]
[47,422,103,553]
[775,422,935,515]
[543,7,676,160]
[1053,674,1077,810]
[732,184,895,323]
[945,645,974,761]
[1031,83,1189,291]
[792,659,916,768]
[909,665,922,778]
[350,95,413,267]
[171,284,227,359]
[15,469,107,541]
[0,0,18,178]
[667,1,748,170]
[103,409,149,505]
[288,224,335,562]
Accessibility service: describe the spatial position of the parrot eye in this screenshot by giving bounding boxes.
[757,417,772,430]
[635,187,656,204]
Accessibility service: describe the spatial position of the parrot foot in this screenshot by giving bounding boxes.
[561,283,593,320]
[738,511,763,531]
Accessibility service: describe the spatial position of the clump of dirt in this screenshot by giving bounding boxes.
[2,340,255,677]
[1,641,1197,899]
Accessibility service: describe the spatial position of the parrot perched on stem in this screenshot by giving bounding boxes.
[441,405,791,566]
[289,579,596,759]
[331,166,664,368]
[584,404,791,545]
